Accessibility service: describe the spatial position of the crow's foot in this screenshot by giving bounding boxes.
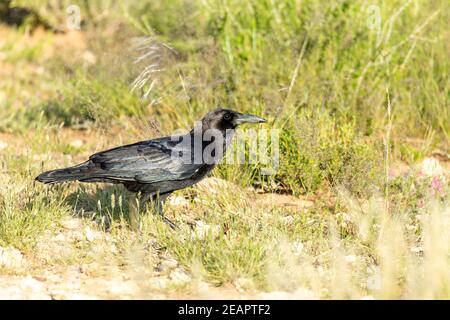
[162,216,179,230]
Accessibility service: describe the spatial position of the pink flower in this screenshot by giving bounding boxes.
[431,176,444,195]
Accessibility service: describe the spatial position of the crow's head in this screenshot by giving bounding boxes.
[201,108,266,131]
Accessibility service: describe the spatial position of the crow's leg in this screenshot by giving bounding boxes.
[129,191,153,230]
[138,191,153,209]
[134,191,178,230]
[152,193,178,230]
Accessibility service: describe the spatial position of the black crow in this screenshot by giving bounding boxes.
[35,108,266,228]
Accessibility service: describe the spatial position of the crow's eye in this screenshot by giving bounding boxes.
[223,113,232,121]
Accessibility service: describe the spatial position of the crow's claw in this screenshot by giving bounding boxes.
[162,216,179,230]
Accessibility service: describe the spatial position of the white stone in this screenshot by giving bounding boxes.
[0,246,26,268]
[282,215,295,225]
[105,280,138,295]
[234,277,254,292]
[169,196,190,207]
[0,276,50,300]
[158,258,178,271]
[70,139,84,148]
[170,269,191,285]
[410,246,423,253]
[292,241,304,256]
[53,233,66,242]
[85,227,95,242]
[60,218,82,230]
[149,276,168,289]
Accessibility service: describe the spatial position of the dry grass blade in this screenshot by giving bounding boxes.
[130,37,178,100]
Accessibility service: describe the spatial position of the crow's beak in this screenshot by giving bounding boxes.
[235,113,267,125]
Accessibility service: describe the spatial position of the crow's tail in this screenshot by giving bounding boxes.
[35,161,97,184]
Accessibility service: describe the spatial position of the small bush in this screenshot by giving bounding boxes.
[277,109,382,195]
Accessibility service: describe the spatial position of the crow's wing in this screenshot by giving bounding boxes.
[89,136,201,183]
